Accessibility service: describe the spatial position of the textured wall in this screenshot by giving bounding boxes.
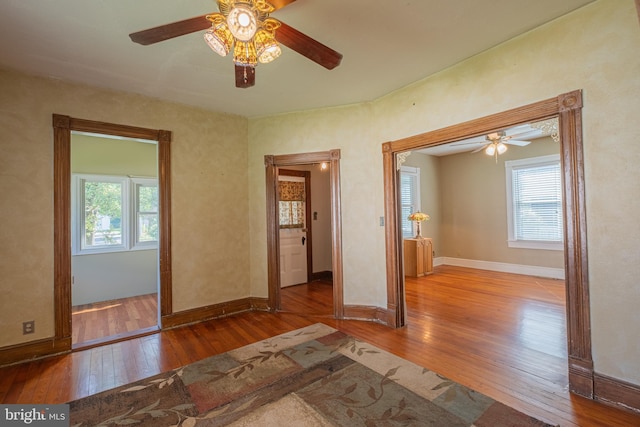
[248,0,640,385]
[0,68,249,346]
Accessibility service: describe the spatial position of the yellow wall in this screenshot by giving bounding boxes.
[0,67,249,346]
[248,0,640,385]
[71,133,158,177]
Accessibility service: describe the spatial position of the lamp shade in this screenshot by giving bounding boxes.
[227,4,258,41]
[485,144,496,156]
[204,25,234,57]
[254,29,281,64]
[497,143,508,154]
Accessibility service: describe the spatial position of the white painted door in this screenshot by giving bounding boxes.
[279,176,308,288]
[280,227,308,287]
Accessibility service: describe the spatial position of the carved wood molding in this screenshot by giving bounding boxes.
[381,90,593,396]
[52,115,173,351]
[264,150,344,318]
[158,134,173,317]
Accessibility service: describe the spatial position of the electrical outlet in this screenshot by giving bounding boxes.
[23,320,35,335]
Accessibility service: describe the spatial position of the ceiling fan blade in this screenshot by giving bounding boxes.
[129,15,211,45]
[471,143,490,154]
[503,139,531,146]
[270,0,297,11]
[275,22,342,70]
[235,65,256,88]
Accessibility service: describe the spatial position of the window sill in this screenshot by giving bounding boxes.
[507,240,563,251]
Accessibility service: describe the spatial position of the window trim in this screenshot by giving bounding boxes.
[72,174,158,255]
[132,177,159,250]
[505,154,563,251]
[400,166,421,239]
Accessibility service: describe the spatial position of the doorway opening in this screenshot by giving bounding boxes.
[382,91,594,398]
[265,150,343,318]
[278,166,333,316]
[53,115,173,352]
[70,131,160,347]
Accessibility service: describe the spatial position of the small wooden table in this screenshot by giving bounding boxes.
[404,238,433,277]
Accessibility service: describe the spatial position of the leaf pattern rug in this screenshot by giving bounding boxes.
[69,323,557,426]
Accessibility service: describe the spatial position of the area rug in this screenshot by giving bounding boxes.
[69,323,555,426]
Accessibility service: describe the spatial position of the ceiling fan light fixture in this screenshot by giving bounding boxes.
[233,40,258,66]
[485,144,496,156]
[204,14,234,56]
[254,29,281,64]
[497,142,508,155]
[227,3,258,41]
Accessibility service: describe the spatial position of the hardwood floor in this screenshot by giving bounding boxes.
[2,267,639,426]
[72,293,158,348]
[280,279,334,316]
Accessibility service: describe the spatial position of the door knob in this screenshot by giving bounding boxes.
[302,236,306,245]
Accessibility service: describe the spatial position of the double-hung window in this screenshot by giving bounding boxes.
[72,174,158,255]
[505,154,563,250]
[400,166,421,239]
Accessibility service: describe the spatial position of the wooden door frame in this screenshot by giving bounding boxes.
[278,169,313,283]
[52,115,172,348]
[265,150,343,317]
[382,90,594,398]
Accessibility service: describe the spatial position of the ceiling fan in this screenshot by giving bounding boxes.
[471,131,531,161]
[129,0,343,88]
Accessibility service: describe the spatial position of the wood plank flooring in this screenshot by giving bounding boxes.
[2,266,639,426]
[72,293,158,347]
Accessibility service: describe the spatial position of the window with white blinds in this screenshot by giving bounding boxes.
[400,166,420,238]
[505,154,563,250]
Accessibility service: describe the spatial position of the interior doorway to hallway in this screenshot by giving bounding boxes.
[278,166,333,317]
[264,150,344,319]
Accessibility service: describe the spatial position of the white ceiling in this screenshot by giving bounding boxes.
[418,121,557,156]
[0,0,594,118]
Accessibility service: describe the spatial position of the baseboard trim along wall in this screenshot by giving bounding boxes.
[595,373,640,415]
[161,297,269,329]
[0,336,71,367]
[343,305,393,326]
[435,257,565,280]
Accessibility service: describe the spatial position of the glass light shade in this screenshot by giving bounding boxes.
[497,143,508,154]
[254,29,281,64]
[227,4,258,41]
[485,144,496,156]
[233,40,258,66]
[203,24,234,57]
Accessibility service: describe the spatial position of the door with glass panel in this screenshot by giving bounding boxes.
[278,174,308,287]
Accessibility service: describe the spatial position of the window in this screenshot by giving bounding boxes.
[400,166,420,238]
[134,179,159,245]
[72,174,158,254]
[278,177,305,229]
[505,154,563,250]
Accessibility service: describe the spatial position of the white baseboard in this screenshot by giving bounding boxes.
[434,257,565,280]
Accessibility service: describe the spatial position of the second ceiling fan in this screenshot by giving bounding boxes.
[129,0,343,88]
